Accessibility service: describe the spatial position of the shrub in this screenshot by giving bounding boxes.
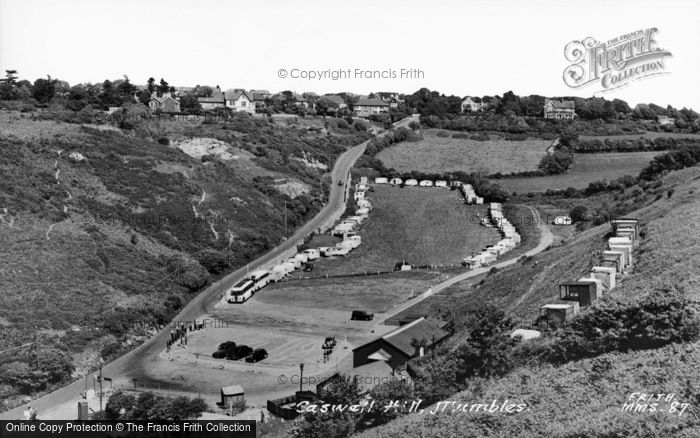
[547,289,700,362]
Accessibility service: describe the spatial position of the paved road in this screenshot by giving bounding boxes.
[378,205,554,323]
[0,137,371,420]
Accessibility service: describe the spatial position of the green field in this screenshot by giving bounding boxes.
[491,151,664,193]
[309,185,501,275]
[256,271,446,313]
[377,129,550,175]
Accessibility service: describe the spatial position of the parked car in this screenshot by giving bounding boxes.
[351,310,374,321]
[245,348,268,363]
[337,180,344,186]
[227,345,253,360]
[213,341,237,358]
[303,263,314,272]
[212,350,228,359]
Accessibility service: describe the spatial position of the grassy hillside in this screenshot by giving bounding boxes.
[0,109,369,410]
[377,130,549,175]
[358,343,699,438]
[492,151,664,193]
[308,185,500,275]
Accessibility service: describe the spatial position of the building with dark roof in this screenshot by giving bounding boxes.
[544,99,575,119]
[354,97,389,117]
[352,317,449,369]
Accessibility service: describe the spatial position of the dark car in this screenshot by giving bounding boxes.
[351,310,374,321]
[245,348,268,363]
[213,341,236,358]
[227,345,253,360]
[212,349,228,359]
[303,263,314,272]
[337,180,344,186]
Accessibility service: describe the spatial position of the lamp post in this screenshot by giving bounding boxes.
[298,363,304,393]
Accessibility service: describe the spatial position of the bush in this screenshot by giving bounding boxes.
[436,130,450,137]
[547,289,700,363]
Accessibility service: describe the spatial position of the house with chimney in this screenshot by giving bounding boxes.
[224,89,255,114]
[149,92,181,113]
[544,99,576,119]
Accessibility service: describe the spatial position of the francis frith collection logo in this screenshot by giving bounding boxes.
[563,28,672,92]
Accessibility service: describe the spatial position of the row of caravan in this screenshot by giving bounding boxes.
[462,202,522,268]
[226,248,322,303]
[461,183,484,205]
[227,177,374,304]
[374,177,449,188]
[539,218,640,323]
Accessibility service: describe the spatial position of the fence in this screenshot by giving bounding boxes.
[275,263,467,283]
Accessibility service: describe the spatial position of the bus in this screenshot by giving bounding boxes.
[248,269,271,291]
[227,279,255,303]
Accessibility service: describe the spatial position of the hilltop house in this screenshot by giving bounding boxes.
[224,89,255,114]
[544,99,575,119]
[198,89,226,110]
[149,92,181,113]
[657,115,676,126]
[323,95,347,109]
[352,317,449,369]
[377,92,403,109]
[354,97,390,117]
[461,96,483,112]
[293,93,310,109]
[250,89,271,111]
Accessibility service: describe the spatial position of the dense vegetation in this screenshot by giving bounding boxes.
[101,390,208,420]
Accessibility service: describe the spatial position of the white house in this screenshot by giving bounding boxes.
[225,90,255,114]
[461,96,483,113]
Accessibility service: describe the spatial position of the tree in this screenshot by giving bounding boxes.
[363,379,415,428]
[453,304,519,379]
[32,76,57,103]
[291,376,361,438]
[105,391,136,419]
[158,78,170,95]
[146,77,156,93]
[137,89,151,106]
[569,205,589,223]
[179,93,202,115]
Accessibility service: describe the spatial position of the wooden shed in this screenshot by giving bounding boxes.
[221,385,245,408]
[539,302,579,323]
[559,282,598,306]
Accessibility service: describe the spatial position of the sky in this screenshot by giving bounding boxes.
[1,0,698,109]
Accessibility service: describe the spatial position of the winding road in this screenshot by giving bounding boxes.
[0,134,371,420]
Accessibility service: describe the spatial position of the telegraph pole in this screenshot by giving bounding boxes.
[98,362,103,412]
[283,201,287,238]
[298,363,304,393]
